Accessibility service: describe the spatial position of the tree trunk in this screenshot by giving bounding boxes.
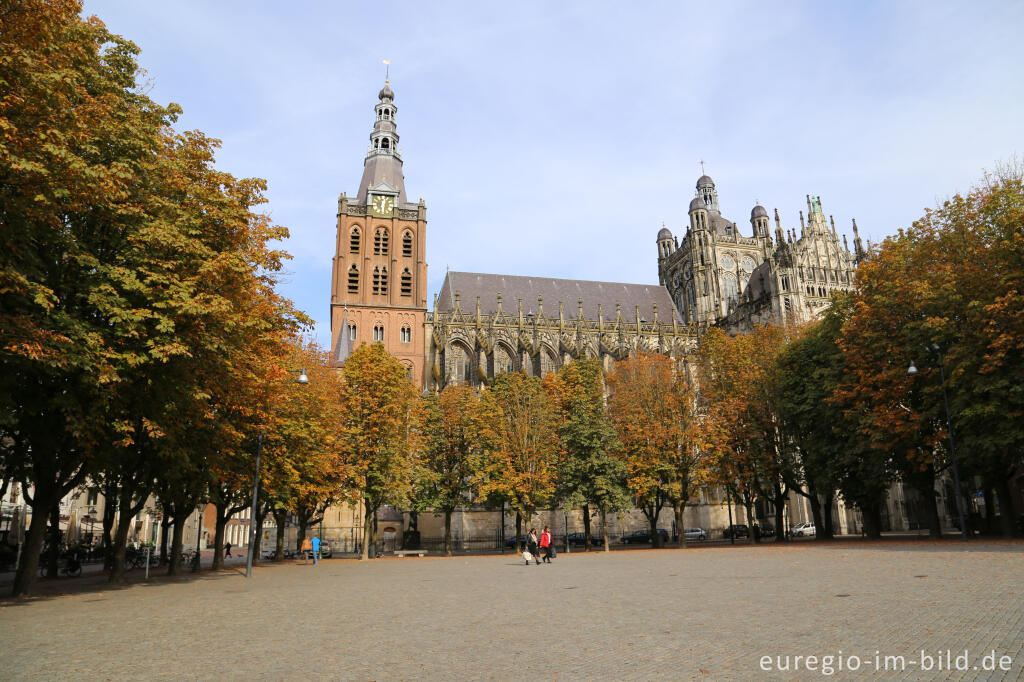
[582,503,592,551]
[674,501,687,548]
[599,508,610,552]
[274,509,287,560]
[296,517,308,553]
[773,497,786,543]
[444,509,453,556]
[744,500,756,543]
[808,493,825,540]
[910,473,942,539]
[360,503,373,560]
[168,513,186,576]
[646,506,660,548]
[514,511,522,553]
[11,496,52,596]
[46,498,60,577]
[212,502,228,570]
[101,493,116,571]
[159,517,170,565]
[995,476,1016,538]
[861,502,883,539]
[109,507,134,583]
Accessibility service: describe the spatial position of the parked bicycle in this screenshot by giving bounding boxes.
[38,550,82,577]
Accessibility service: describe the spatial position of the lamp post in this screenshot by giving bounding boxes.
[246,368,309,578]
[908,347,969,541]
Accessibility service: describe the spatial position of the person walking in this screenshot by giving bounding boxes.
[225,542,232,558]
[540,526,553,563]
[312,535,321,565]
[301,536,313,564]
[526,529,540,566]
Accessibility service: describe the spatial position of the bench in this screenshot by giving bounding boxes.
[393,550,428,558]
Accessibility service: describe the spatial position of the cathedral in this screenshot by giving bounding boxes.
[329,80,866,391]
[322,78,960,546]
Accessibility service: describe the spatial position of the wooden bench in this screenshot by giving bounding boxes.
[393,550,428,558]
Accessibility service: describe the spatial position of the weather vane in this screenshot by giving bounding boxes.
[383,59,390,83]
[699,159,705,175]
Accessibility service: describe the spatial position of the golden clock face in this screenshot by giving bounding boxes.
[372,195,394,216]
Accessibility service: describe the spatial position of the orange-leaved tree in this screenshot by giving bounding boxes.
[338,343,422,560]
[477,371,560,552]
[419,384,487,555]
[607,352,704,547]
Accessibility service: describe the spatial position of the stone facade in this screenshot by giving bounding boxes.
[658,174,863,332]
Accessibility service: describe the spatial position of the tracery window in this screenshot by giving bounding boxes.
[400,268,412,296]
[402,232,413,257]
[350,227,360,253]
[374,228,389,255]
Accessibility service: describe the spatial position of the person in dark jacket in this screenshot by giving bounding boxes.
[526,529,540,565]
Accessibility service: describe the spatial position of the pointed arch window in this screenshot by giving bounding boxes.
[402,231,413,257]
[347,265,359,295]
[400,268,412,297]
[349,227,361,253]
[374,228,389,255]
[372,266,388,295]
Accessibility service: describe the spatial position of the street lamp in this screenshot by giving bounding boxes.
[908,347,969,541]
[245,368,310,578]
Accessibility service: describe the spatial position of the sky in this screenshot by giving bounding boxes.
[83,1,1024,348]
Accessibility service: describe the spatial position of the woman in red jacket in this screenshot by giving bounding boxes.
[540,526,553,563]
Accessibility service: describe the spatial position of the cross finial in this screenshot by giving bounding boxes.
[382,59,390,83]
[699,159,705,174]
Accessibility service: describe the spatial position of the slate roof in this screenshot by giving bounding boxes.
[436,271,678,322]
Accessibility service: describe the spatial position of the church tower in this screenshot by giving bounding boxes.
[330,78,428,385]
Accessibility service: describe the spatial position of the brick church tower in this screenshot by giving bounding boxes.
[330,78,427,385]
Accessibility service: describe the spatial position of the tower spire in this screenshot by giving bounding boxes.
[356,76,407,204]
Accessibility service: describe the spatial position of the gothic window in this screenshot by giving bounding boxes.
[401,326,411,343]
[402,232,413,257]
[348,265,359,294]
[374,228,389,255]
[349,324,357,341]
[381,138,390,149]
[400,268,412,296]
[784,297,792,312]
[688,284,696,308]
[373,325,384,342]
[781,275,791,291]
[350,227,360,253]
[494,346,514,376]
[452,343,473,384]
[540,349,557,377]
[722,273,738,300]
[372,267,388,295]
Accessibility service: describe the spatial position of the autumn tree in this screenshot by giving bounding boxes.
[419,385,486,555]
[607,353,703,547]
[338,343,422,560]
[546,359,628,551]
[478,372,560,551]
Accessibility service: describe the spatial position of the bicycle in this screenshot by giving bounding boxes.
[39,551,83,578]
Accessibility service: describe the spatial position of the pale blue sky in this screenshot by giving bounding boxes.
[83,1,1024,347]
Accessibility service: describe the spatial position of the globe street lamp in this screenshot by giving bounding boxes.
[246,368,309,578]
[908,348,969,541]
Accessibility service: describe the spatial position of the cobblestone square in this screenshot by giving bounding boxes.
[2,541,1022,680]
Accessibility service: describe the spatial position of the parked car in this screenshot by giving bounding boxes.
[504,536,526,549]
[790,522,816,537]
[682,527,707,541]
[620,529,670,545]
[319,542,332,559]
[752,523,775,539]
[723,524,749,539]
[567,532,605,547]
